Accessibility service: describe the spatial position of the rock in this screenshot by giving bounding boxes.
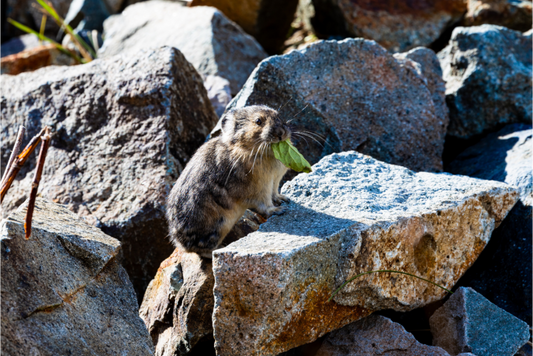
[140,209,263,355]
[140,248,214,356]
[393,47,449,131]
[1,199,154,355]
[438,25,532,140]
[1,34,41,58]
[517,344,533,356]
[212,151,518,356]
[64,0,110,32]
[99,1,267,95]
[448,124,532,324]
[0,46,219,300]
[204,75,232,117]
[309,0,466,52]
[429,287,530,356]
[189,0,299,53]
[1,44,77,75]
[216,38,448,172]
[315,314,450,356]
[462,0,532,32]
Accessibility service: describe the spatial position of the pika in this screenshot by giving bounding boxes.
[166,105,291,258]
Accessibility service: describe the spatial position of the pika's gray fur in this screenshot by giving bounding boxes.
[166,105,291,258]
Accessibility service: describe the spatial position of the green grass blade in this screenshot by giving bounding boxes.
[7,18,83,63]
[34,0,96,60]
[327,269,453,303]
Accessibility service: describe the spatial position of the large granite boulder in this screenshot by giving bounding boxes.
[448,124,532,324]
[462,0,532,32]
[215,38,448,172]
[99,1,267,95]
[212,151,518,356]
[438,25,532,140]
[429,287,530,356]
[315,314,449,356]
[1,199,154,355]
[0,46,219,299]
[308,0,466,52]
[189,0,299,54]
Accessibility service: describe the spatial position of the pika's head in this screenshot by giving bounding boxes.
[221,105,291,149]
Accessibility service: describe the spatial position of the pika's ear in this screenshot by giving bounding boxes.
[220,111,235,135]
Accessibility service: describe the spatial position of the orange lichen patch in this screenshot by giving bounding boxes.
[59,284,87,305]
[345,0,467,16]
[268,287,371,353]
[2,44,56,75]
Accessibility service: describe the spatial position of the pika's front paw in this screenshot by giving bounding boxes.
[273,194,290,205]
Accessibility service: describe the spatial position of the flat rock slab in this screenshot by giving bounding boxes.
[429,287,530,356]
[212,151,518,356]
[1,199,154,355]
[449,123,532,324]
[438,25,532,140]
[315,314,449,356]
[99,1,267,95]
[1,46,219,299]
[217,38,448,172]
[310,0,466,52]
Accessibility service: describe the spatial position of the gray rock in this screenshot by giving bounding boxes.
[438,25,532,140]
[99,2,267,95]
[64,0,110,32]
[315,314,450,356]
[1,198,154,355]
[1,34,41,58]
[308,0,466,52]
[212,151,518,356]
[429,287,530,356]
[203,75,232,117]
[448,124,532,324]
[0,46,219,300]
[394,47,449,131]
[516,343,533,356]
[216,38,448,172]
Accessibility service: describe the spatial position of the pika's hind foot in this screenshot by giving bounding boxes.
[266,205,287,217]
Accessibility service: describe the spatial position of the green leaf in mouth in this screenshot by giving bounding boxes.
[271,140,312,173]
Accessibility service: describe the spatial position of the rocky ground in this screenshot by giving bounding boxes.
[1,0,532,355]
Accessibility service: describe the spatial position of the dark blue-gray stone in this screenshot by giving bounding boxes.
[439,25,532,140]
[429,287,530,356]
[448,123,532,325]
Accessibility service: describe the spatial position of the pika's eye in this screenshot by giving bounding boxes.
[255,118,262,125]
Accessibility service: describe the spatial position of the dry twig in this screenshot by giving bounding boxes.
[25,127,51,239]
[1,125,25,186]
[0,127,47,203]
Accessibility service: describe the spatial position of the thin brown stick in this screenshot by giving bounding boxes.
[0,127,46,203]
[25,128,51,239]
[1,125,25,186]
